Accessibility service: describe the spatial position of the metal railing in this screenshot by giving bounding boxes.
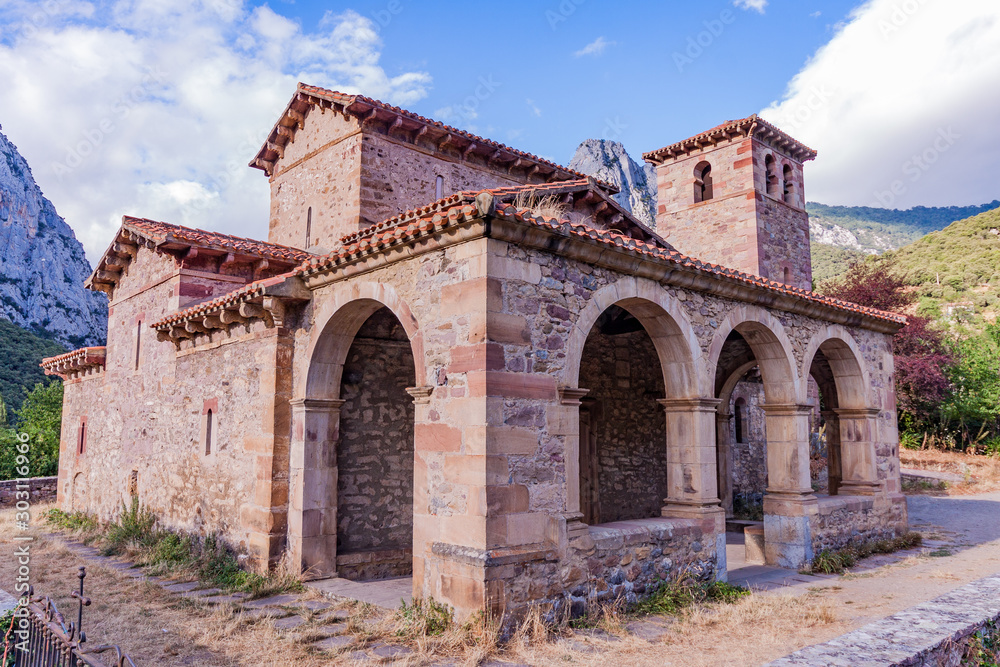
[3,567,136,667]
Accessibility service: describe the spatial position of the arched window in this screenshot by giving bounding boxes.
[765,154,778,196]
[205,409,214,455]
[734,398,746,444]
[783,165,795,204]
[435,175,444,199]
[694,161,713,203]
[305,207,312,249]
[783,267,791,284]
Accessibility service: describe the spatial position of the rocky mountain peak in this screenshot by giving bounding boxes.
[569,139,658,228]
[0,127,107,348]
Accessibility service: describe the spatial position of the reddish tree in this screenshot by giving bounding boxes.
[820,258,953,425]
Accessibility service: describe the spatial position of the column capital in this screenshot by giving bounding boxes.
[833,407,882,420]
[760,403,814,416]
[289,397,345,411]
[405,386,434,404]
[657,397,722,413]
[558,386,590,406]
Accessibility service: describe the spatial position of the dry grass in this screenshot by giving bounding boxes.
[0,506,861,666]
[901,447,1000,495]
[513,191,569,220]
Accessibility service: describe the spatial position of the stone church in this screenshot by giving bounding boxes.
[43,83,908,620]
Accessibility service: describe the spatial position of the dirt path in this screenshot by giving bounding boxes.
[3,493,999,666]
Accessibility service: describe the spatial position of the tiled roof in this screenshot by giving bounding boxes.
[643,114,817,164]
[299,193,905,328]
[338,179,666,249]
[251,83,605,188]
[152,188,905,332]
[122,216,311,263]
[149,271,298,329]
[40,346,107,378]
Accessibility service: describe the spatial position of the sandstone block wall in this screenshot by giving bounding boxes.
[267,110,363,250]
[57,246,290,564]
[652,137,811,289]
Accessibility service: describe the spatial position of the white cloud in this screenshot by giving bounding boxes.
[762,0,1000,208]
[525,98,542,118]
[573,36,614,58]
[734,0,768,14]
[0,3,431,263]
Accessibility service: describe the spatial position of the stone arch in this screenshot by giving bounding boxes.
[564,279,704,398]
[800,326,870,412]
[304,282,425,400]
[801,327,878,496]
[708,305,801,405]
[289,283,424,580]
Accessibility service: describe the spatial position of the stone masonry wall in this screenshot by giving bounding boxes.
[653,139,760,277]
[358,133,524,227]
[730,377,767,507]
[267,109,363,251]
[579,315,667,523]
[336,307,416,580]
[810,495,908,554]
[652,138,811,289]
[57,246,287,563]
[0,477,57,507]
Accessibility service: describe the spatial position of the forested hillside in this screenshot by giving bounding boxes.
[0,318,65,423]
[889,207,1000,319]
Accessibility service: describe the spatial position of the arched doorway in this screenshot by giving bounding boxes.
[578,304,668,524]
[291,297,420,581]
[335,307,416,580]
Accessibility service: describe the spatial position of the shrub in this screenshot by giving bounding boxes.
[631,578,749,616]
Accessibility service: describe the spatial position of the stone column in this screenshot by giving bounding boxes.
[834,408,881,495]
[288,397,344,580]
[820,410,842,496]
[761,403,817,569]
[658,398,724,520]
[557,387,590,538]
[405,385,434,602]
[716,409,734,517]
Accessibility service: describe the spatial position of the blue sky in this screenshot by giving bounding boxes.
[288,0,859,164]
[0,0,997,262]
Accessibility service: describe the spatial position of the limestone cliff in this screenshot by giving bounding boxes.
[0,126,107,348]
[569,139,658,229]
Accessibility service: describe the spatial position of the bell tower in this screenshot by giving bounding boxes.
[643,116,817,290]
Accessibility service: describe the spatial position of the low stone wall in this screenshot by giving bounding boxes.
[561,517,722,614]
[0,476,58,506]
[810,494,907,554]
[766,573,1000,666]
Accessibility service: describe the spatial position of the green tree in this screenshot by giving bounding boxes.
[942,323,1000,448]
[0,381,63,480]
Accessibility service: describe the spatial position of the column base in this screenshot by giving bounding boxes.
[661,502,726,531]
[838,480,881,496]
[762,491,818,569]
[563,512,590,539]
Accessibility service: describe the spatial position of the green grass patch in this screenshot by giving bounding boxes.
[44,500,301,598]
[631,579,750,616]
[811,532,924,574]
[396,597,454,636]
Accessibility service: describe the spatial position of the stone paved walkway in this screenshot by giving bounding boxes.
[765,572,1000,666]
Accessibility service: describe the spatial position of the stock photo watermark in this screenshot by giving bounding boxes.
[50,66,169,179]
[9,430,35,653]
[673,9,737,73]
[878,0,928,39]
[873,126,959,207]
